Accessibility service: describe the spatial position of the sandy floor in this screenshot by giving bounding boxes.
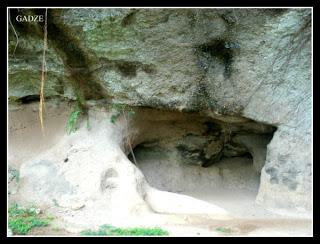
[133,149,312,236]
[7,102,312,237]
[134,147,284,220]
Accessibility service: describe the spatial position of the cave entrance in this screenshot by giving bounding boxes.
[127,108,276,215]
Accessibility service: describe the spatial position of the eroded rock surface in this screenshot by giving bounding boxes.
[9,8,311,213]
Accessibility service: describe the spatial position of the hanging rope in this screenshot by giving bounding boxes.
[39,8,47,134]
[8,9,19,59]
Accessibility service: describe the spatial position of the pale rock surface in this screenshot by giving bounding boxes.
[9,8,311,217]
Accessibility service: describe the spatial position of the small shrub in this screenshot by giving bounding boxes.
[110,112,121,124]
[8,203,52,235]
[110,103,135,124]
[66,105,83,134]
[80,224,169,236]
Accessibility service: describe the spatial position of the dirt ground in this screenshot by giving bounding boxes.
[23,218,311,237]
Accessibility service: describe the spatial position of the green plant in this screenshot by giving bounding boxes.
[8,203,52,235]
[215,227,233,234]
[110,103,135,124]
[80,224,169,236]
[66,105,83,135]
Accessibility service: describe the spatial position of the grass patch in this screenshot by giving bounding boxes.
[215,227,233,234]
[8,203,53,235]
[80,224,169,236]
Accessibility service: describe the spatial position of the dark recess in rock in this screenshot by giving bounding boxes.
[17,95,40,104]
[121,10,137,27]
[128,113,275,170]
[196,39,236,79]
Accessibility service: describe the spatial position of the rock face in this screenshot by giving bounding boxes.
[233,134,272,173]
[9,8,311,212]
[16,108,232,229]
[19,160,75,201]
[129,108,268,194]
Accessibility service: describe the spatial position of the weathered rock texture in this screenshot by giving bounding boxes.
[15,107,233,229]
[128,108,274,196]
[9,8,311,212]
